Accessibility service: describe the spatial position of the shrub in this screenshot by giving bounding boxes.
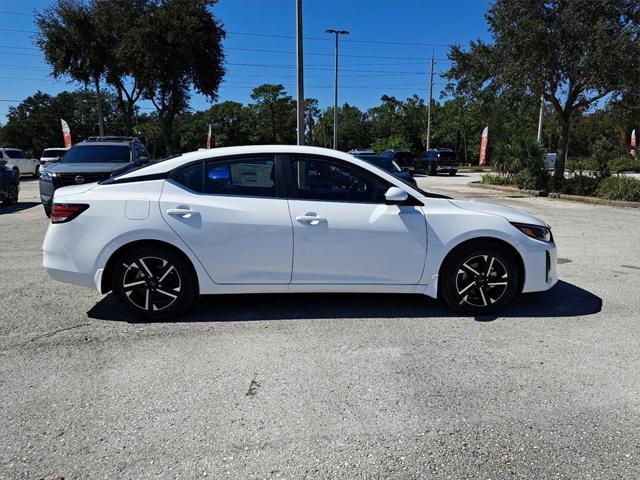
[513,168,549,191]
[566,157,598,172]
[596,176,640,202]
[609,155,640,173]
[482,173,513,185]
[493,135,545,176]
[552,175,600,196]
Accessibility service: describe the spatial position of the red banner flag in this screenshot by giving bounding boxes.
[60,119,72,148]
[206,124,212,149]
[479,126,489,166]
[631,129,636,158]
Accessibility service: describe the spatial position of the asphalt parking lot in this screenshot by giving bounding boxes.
[1,176,639,479]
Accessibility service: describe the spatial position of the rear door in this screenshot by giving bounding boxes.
[284,155,427,284]
[160,155,293,284]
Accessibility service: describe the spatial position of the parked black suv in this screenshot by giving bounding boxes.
[0,159,19,206]
[381,149,416,172]
[415,148,458,176]
[39,136,150,216]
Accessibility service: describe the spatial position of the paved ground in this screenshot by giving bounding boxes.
[1,177,638,479]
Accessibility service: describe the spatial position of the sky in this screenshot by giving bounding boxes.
[0,0,493,122]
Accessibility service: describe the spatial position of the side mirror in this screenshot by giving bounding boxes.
[138,156,150,164]
[385,186,409,205]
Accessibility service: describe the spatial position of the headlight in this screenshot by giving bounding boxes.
[40,169,53,182]
[511,222,553,242]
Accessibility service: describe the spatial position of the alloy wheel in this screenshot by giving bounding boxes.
[121,256,182,312]
[7,184,18,204]
[455,254,509,308]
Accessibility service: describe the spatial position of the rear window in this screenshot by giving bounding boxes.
[437,151,457,160]
[42,149,67,158]
[62,145,131,163]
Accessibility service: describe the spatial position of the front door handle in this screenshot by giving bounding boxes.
[296,215,327,225]
[167,208,198,218]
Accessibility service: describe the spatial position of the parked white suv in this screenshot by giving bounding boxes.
[40,147,70,165]
[0,148,40,178]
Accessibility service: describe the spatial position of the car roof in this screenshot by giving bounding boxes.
[74,141,132,147]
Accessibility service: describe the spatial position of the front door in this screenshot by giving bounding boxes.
[160,155,293,284]
[285,156,427,284]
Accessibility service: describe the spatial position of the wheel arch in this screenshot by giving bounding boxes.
[437,236,525,297]
[101,239,200,295]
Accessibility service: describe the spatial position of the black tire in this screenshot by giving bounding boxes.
[440,241,520,315]
[448,170,457,176]
[32,165,40,179]
[4,184,18,205]
[44,205,51,217]
[429,165,437,176]
[12,167,20,177]
[112,246,197,320]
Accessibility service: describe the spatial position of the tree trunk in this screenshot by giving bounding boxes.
[554,115,570,178]
[94,76,105,137]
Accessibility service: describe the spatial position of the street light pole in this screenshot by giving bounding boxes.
[537,95,544,143]
[326,29,349,150]
[296,0,304,146]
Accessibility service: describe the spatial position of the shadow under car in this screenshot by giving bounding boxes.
[87,280,602,324]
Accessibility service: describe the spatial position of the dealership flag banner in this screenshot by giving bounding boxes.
[479,126,489,166]
[632,129,637,158]
[60,118,72,148]
[206,124,212,149]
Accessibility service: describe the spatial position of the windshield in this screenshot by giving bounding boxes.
[42,149,67,158]
[62,145,131,164]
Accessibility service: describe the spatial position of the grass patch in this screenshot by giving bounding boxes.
[596,176,640,202]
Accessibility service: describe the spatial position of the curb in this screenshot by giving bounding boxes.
[468,182,640,208]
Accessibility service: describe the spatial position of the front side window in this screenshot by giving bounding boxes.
[204,157,276,197]
[290,157,388,203]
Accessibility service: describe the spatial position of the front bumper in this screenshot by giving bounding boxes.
[519,239,558,293]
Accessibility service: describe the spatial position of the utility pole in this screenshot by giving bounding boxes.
[326,29,349,150]
[296,0,304,145]
[425,50,435,150]
[536,94,544,143]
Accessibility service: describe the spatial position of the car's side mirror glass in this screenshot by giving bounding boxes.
[139,156,150,164]
[384,186,409,205]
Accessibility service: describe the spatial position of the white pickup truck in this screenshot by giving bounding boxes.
[0,148,40,178]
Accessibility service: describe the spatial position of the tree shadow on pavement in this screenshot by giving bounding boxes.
[87,280,601,324]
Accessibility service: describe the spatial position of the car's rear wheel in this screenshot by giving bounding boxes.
[429,165,437,176]
[4,184,18,205]
[112,247,196,320]
[440,241,520,315]
[32,165,40,179]
[448,170,457,176]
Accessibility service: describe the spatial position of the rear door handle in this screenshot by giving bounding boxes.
[167,208,198,218]
[296,215,326,224]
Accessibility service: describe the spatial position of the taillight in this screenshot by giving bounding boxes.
[51,203,89,224]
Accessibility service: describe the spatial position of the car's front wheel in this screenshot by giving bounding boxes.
[33,165,40,179]
[440,241,520,315]
[112,247,196,320]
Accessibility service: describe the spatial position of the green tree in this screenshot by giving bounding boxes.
[249,84,296,144]
[122,0,226,152]
[1,90,121,156]
[35,0,110,135]
[447,0,640,177]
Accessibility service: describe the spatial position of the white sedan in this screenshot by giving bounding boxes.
[43,145,558,320]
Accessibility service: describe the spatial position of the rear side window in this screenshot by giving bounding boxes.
[204,158,276,197]
[175,162,204,192]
